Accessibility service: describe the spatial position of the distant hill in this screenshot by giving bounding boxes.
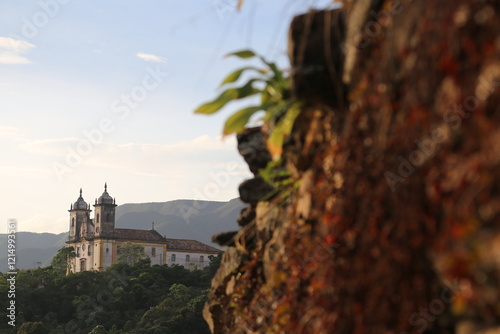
[0,198,244,271]
[0,232,69,271]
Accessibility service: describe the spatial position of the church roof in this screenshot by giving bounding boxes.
[165,238,220,253]
[113,229,220,252]
[114,228,166,242]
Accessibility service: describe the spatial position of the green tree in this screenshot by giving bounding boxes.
[89,325,108,334]
[17,321,49,334]
[51,246,76,275]
[117,243,146,265]
[204,252,223,279]
[135,284,210,334]
[0,253,219,333]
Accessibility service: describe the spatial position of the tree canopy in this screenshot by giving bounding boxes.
[0,250,221,334]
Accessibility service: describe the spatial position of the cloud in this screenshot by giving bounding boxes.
[0,37,35,64]
[136,52,166,63]
[0,126,28,142]
[17,134,245,178]
[0,165,51,178]
[20,137,80,156]
[22,135,236,158]
[81,136,241,177]
[0,135,249,234]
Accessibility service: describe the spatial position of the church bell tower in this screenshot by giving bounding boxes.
[93,183,117,238]
[68,188,91,241]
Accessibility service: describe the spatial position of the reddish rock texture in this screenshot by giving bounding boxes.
[204,1,500,333]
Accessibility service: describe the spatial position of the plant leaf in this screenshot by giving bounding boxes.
[220,67,265,87]
[226,50,256,59]
[235,79,262,98]
[278,102,301,136]
[259,56,286,86]
[267,103,301,160]
[223,106,263,135]
[264,100,293,122]
[194,79,261,114]
[194,89,238,114]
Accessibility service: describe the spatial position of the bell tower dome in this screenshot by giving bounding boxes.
[68,188,91,241]
[94,183,117,238]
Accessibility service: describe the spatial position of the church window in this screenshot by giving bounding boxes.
[96,214,99,223]
[200,256,204,263]
[106,248,109,254]
[80,259,86,271]
[106,213,110,221]
[152,248,156,257]
[171,254,176,262]
[76,247,80,257]
[82,244,86,251]
[71,218,75,227]
[186,255,190,262]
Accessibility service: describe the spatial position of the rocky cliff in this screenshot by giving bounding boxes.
[204,1,500,333]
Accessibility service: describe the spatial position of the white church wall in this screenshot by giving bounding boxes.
[166,251,217,269]
[101,241,114,268]
[144,244,167,265]
[73,241,94,272]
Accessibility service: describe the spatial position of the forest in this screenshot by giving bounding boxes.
[0,249,222,334]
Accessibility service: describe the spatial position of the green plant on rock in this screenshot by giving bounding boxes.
[195,49,301,160]
[259,159,300,203]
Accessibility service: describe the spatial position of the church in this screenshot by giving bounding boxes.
[66,184,220,273]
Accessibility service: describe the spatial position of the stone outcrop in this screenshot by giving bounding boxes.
[204,2,500,333]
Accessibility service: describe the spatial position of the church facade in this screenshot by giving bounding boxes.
[66,184,220,273]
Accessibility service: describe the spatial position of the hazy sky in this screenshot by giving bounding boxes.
[0,0,336,234]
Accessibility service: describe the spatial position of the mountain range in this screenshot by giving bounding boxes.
[0,198,244,272]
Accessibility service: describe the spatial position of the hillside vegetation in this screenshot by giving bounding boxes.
[0,254,221,334]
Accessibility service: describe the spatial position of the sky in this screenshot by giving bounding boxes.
[0,0,337,234]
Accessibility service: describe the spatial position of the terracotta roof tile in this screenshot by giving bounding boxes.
[114,228,166,242]
[112,228,219,252]
[165,238,220,253]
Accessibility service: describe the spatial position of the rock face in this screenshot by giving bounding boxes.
[204,2,500,334]
[237,127,272,175]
